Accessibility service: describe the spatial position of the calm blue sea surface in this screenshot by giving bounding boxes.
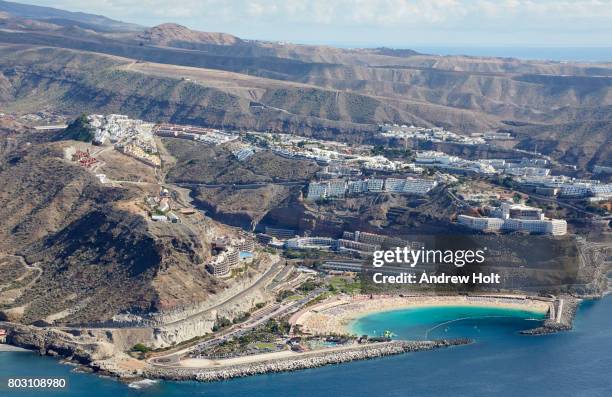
[350,305,547,340]
[326,44,612,62]
[2,296,611,397]
[408,47,612,62]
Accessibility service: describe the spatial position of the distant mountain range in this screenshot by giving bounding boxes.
[0,0,142,31]
[0,0,610,169]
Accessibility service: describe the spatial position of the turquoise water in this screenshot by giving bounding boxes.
[350,305,546,341]
[2,296,612,396]
[239,251,253,259]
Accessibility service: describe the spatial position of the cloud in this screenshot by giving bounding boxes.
[22,0,612,24]
[14,0,612,45]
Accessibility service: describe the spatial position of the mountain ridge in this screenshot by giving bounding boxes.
[0,2,610,169]
[0,0,142,31]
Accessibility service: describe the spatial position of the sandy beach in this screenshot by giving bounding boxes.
[294,294,552,335]
[0,344,31,352]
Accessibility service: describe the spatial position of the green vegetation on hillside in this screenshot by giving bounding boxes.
[328,276,361,295]
[131,343,152,353]
[371,145,414,160]
[55,114,94,142]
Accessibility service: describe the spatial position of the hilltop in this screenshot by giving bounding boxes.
[138,23,241,47]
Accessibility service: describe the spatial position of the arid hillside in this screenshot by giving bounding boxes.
[162,137,320,185]
[0,132,223,325]
[0,8,610,166]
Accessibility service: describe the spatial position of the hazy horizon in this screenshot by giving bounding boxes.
[9,0,612,53]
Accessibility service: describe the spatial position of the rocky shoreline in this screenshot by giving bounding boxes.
[143,339,472,382]
[1,320,470,382]
[0,296,586,383]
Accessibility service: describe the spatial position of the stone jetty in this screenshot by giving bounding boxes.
[521,296,580,335]
[144,339,471,382]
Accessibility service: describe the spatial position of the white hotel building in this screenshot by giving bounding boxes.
[307,180,347,200]
[384,178,438,194]
[458,203,567,236]
[307,177,435,201]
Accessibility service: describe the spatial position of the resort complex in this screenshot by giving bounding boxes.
[0,3,610,395]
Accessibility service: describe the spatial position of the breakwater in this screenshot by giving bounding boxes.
[144,339,471,382]
[521,296,580,335]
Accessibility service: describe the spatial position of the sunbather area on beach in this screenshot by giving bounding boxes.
[293,294,552,335]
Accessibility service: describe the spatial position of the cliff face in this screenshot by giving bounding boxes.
[190,183,460,238]
[2,321,117,362]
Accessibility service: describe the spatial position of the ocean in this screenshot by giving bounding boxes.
[2,296,611,397]
[404,47,612,62]
[325,44,612,62]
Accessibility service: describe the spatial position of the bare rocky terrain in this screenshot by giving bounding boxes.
[0,3,610,169]
[0,130,227,326]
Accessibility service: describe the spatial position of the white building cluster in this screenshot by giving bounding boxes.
[307,180,348,200]
[284,235,379,257]
[228,143,255,161]
[380,124,486,145]
[155,123,238,145]
[88,114,160,166]
[285,236,335,250]
[415,152,555,178]
[354,155,423,173]
[146,192,180,223]
[206,247,240,277]
[416,151,496,174]
[247,131,351,164]
[318,163,362,179]
[246,131,424,173]
[341,230,410,250]
[206,237,256,277]
[89,114,156,149]
[517,176,612,200]
[483,131,513,140]
[281,230,410,257]
[306,177,437,201]
[458,202,567,235]
[271,145,342,164]
[383,177,438,194]
[480,158,551,177]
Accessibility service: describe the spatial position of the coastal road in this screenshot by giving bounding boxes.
[0,254,42,293]
[193,286,327,349]
[147,259,286,364]
[176,181,307,189]
[162,258,285,329]
[149,286,326,366]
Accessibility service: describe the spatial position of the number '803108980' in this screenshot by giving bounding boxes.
[7,378,67,388]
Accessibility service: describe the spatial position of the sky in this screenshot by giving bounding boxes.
[15,0,612,48]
